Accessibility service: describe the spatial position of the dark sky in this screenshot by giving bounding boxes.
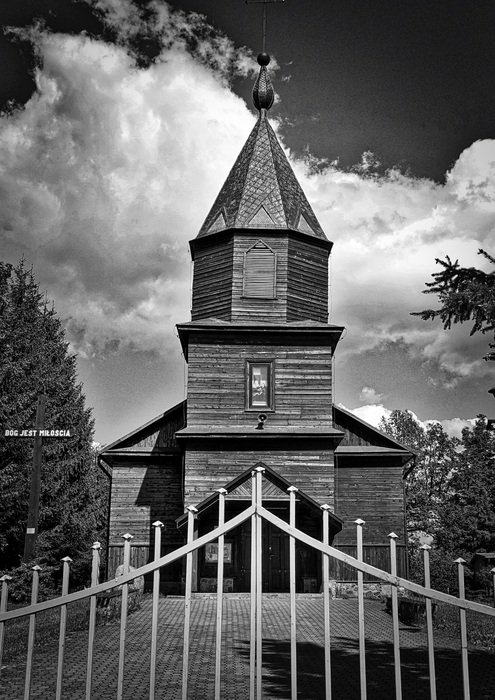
[2,1,495,181]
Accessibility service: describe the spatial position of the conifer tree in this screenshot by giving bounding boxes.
[0,260,108,589]
[413,249,495,360]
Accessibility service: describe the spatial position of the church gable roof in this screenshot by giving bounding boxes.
[333,405,416,465]
[197,112,327,240]
[176,462,343,534]
[99,401,186,458]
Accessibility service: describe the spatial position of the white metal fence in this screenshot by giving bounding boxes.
[1,466,495,699]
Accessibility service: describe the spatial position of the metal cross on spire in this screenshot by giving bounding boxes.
[245,0,285,53]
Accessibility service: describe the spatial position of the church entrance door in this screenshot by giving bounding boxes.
[262,521,289,591]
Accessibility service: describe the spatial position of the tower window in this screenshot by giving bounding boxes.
[246,361,274,410]
[243,241,276,298]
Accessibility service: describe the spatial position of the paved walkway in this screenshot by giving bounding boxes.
[1,595,494,699]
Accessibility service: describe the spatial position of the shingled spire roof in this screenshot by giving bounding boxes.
[196,54,327,241]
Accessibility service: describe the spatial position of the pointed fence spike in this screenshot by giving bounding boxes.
[122,533,134,541]
[0,575,12,582]
[454,557,466,564]
[61,556,73,563]
[491,567,495,574]
[92,541,101,550]
[321,504,331,511]
[187,505,198,513]
[420,544,432,550]
[217,488,228,494]
[31,565,42,571]
[287,485,298,493]
[152,520,164,528]
[388,532,398,539]
[354,518,365,526]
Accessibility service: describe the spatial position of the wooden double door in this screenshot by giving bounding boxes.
[237,517,289,592]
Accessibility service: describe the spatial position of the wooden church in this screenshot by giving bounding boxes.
[99,54,414,593]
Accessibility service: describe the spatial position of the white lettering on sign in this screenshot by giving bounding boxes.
[4,429,72,438]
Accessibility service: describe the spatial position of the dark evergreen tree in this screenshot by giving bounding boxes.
[0,260,108,591]
[412,249,495,360]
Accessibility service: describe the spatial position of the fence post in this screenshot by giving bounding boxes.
[421,544,436,700]
[355,519,367,700]
[182,506,198,700]
[150,521,164,700]
[215,488,227,700]
[255,466,265,700]
[321,504,332,700]
[55,556,72,700]
[491,567,495,608]
[86,541,101,700]
[455,558,470,700]
[250,470,257,700]
[117,533,133,700]
[0,575,12,679]
[24,565,41,700]
[388,533,402,700]
[288,485,298,700]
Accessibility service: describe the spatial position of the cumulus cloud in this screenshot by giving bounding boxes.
[0,0,493,403]
[358,386,385,405]
[1,9,256,357]
[346,403,391,429]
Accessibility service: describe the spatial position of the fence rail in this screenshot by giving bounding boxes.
[1,467,495,700]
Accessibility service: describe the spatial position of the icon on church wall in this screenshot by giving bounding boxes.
[251,365,268,406]
[205,542,233,564]
[248,361,273,409]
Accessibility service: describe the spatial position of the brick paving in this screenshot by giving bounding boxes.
[1,594,494,699]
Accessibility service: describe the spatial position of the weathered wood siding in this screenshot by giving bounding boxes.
[108,457,183,551]
[287,238,329,322]
[191,237,233,320]
[330,544,408,580]
[184,449,334,508]
[231,233,288,322]
[186,332,333,427]
[333,460,405,544]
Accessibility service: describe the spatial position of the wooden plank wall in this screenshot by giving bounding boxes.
[186,334,333,427]
[330,544,408,581]
[231,233,288,322]
[192,237,233,320]
[184,449,334,509]
[334,462,405,543]
[287,237,329,323]
[108,457,183,553]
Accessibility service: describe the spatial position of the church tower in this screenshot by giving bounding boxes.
[175,54,345,591]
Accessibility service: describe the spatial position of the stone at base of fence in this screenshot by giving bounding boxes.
[328,580,396,600]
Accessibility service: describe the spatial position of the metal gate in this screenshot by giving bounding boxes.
[1,466,495,699]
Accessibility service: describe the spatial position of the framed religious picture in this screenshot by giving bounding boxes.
[204,541,233,564]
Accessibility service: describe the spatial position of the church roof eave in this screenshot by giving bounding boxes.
[189,225,333,260]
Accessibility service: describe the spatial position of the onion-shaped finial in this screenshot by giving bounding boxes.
[253,52,274,111]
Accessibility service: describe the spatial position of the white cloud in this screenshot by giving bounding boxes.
[358,386,385,405]
[0,0,493,402]
[347,404,391,429]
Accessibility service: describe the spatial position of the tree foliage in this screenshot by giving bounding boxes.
[0,260,108,592]
[379,410,459,540]
[380,410,495,592]
[412,249,495,360]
